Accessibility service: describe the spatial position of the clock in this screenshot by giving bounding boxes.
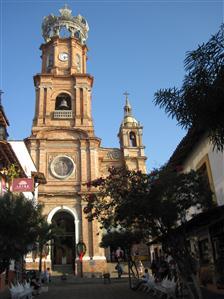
[50,156,75,179]
[58,52,69,61]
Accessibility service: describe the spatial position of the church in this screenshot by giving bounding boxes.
[25,6,147,275]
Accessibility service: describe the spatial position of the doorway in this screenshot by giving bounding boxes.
[51,211,76,271]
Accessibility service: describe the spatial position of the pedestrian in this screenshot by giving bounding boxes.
[31,277,41,295]
[150,258,158,278]
[115,262,123,279]
[137,260,144,276]
[43,267,51,283]
[115,247,124,261]
[158,256,169,281]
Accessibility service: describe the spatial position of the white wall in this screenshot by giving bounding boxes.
[183,136,224,206]
[9,141,38,200]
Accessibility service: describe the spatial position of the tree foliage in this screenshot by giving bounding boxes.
[84,166,213,298]
[0,192,42,273]
[35,217,62,273]
[84,167,150,233]
[154,25,224,150]
[84,166,213,236]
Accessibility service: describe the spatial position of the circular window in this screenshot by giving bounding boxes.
[50,156,75,179]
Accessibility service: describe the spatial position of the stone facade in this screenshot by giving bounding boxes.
[25,7,147,276]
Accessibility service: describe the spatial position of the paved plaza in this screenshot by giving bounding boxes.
[38,278,151,299]
[37,278,224,299]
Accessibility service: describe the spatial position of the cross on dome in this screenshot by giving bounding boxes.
[123,91,132,116]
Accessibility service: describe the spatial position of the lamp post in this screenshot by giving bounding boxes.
[76,241,86,278]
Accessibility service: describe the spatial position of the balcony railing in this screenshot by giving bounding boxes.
[53,110,73,119]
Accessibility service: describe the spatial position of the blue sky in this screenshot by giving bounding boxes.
[0,0,222,171]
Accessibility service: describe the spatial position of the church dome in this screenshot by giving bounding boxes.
[123,115,138,127]
[121,94,139,127]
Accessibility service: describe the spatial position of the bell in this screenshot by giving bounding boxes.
[59,98,69,109]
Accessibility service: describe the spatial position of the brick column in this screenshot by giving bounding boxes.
[82,48,87,74]
[89,143,99,181]
[87,88,92,119]
[37,87,44,125]
[53,40,58,75]
[82,87,88,125]
[81,201,90,257]
[75,87,81,126]
[33,87,39,125]
[80,140,87,184]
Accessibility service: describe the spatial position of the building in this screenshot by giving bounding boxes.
[169,127,224,289]
[25,6,147,276]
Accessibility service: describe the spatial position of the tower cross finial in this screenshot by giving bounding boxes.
[123,91,129,99]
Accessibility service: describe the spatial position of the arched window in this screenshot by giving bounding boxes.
[55,93,71,110]
[59,26,71,38]
[129,131,137,147]
[46,53,53,73]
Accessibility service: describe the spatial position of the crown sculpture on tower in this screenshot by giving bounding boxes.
[42,4,89,44]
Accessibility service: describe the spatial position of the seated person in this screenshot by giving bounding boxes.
[132,268,150,290]
[31,278,41,294]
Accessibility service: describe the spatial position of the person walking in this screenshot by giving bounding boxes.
[43,267,51,283]
[115,262,123,279]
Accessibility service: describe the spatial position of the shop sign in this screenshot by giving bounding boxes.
[12,178,34,192]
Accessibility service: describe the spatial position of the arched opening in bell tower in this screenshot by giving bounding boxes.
[59,26,71,38]
[51,211,76,269]
[55,93,71,110]
[129,131,137,147]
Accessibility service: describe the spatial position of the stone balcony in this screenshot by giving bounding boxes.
[53,110,73,119]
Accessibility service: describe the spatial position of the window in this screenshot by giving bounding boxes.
[46,53,53,71]
[129,131,137,147]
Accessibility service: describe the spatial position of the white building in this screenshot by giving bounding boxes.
[9,141,38,201]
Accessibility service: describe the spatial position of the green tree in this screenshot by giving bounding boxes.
[84,166,213,298]
[154,25,224,150]
[35,216,64,273]
[0,192,42,274]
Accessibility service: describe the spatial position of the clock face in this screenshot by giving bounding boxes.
[50,156,75,179]
[58,52,69,62]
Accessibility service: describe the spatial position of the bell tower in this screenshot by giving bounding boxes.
[32,5,94,136]
[118,93,147,172]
